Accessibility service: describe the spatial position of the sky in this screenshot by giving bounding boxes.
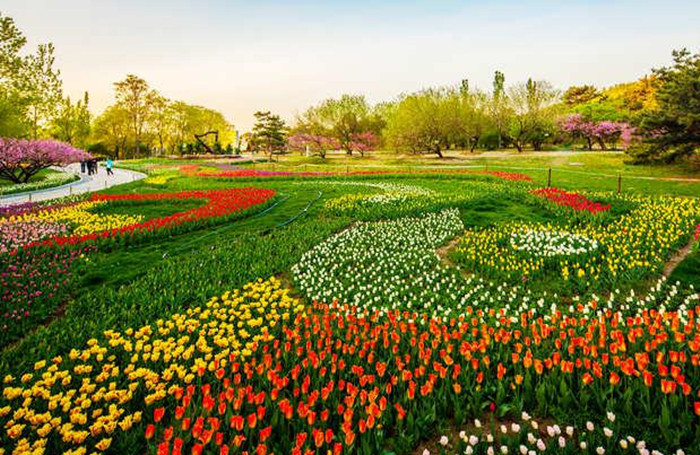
[3,0,699,131]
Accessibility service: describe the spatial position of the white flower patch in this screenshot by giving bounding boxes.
[509,228,599,258]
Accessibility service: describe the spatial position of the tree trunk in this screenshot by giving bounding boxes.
[470,136,479,153]
[586,137,593,151]
[434,145,444,158]
[597,138,607,151]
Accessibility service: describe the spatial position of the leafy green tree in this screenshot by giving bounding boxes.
[90,105,130,157]
[0,13,63,138]
[51,92,91,148]
[490,70,510,149]
[633,49,700,162]
[250,111,287,160]
[21,43,63,139]
[563,85,601,106]
[458,89,491,152]
[508,79,560,151]
[113,74,157,156]
[301,95,374,155]
[385,88,462,158]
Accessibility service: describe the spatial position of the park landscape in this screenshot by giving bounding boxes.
[2,4,700,455]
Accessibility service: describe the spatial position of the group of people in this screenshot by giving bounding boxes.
[80,158,114,176]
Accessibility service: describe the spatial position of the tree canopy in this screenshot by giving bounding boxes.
[632,49,700,163]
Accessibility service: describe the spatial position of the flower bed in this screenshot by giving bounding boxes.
[0,278,301,455]
[2,269,700,453]
[183,164,533,182]
[143,283,700,455]
[23,188,276,250]
[452,196,700,293]
[530,187,610,214]
[1,246,93,346]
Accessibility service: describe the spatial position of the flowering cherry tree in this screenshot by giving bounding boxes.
[348,132,381,157]
[0,138,89,184]
[287,133,339,159]
[560,114,635,150]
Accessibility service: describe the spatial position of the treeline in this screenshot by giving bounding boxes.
[0,13,236,158]
[271,50,698,163]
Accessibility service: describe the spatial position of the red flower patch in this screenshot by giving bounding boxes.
[32,187,276,248]
[530,187,610,213]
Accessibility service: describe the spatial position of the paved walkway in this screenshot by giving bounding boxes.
[0,163,146,206]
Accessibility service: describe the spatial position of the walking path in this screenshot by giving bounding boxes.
[0,163,146,206]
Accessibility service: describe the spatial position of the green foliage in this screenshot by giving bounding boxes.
[0,13,63,139]
[249,110,287,158]
[633,49,700,163]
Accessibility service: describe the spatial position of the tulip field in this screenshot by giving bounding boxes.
[0,163,699,455]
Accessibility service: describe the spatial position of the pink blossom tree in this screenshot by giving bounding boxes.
[560,114,636,150]
[348,132,381,157]
[287,134,339,159]
[0,138,89,184]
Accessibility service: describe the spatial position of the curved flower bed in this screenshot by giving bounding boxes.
[530,187,611,214]
[453,196,700,293]
[29,188,276,249]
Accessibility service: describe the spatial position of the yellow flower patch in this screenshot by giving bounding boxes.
[0,277,302,455]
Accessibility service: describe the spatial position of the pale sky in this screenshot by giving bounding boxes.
[3,0,699,131]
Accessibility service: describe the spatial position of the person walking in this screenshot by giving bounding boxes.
[80,160,86,174]
[106,157,114,176]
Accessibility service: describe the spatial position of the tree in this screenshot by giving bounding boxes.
[301,95,373,155]
[458,89,491,152]
[348,132,380,157]
[490,70,509,149]
[91,105,130,157]
[113,74,156,156]
[51,92,90,148]
[250,111,287,160]
[0,13,63,139]
[385,88,462,158]
[560,114,634,150]
[563,85,601,106]
[0,138,87,183]
[287,133,338,159]
[21,43,63,139]
[149,93,173,154]
[508,79,559,151]
[632,49,700,162]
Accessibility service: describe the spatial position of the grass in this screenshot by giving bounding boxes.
[0,168,56,187]
[669,250,700,289]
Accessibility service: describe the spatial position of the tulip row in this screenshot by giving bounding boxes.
[530,188,611,214]
[26,188,276,250]
[2,200,144,237]
[179,163,534,183]
[293,209,470,318]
